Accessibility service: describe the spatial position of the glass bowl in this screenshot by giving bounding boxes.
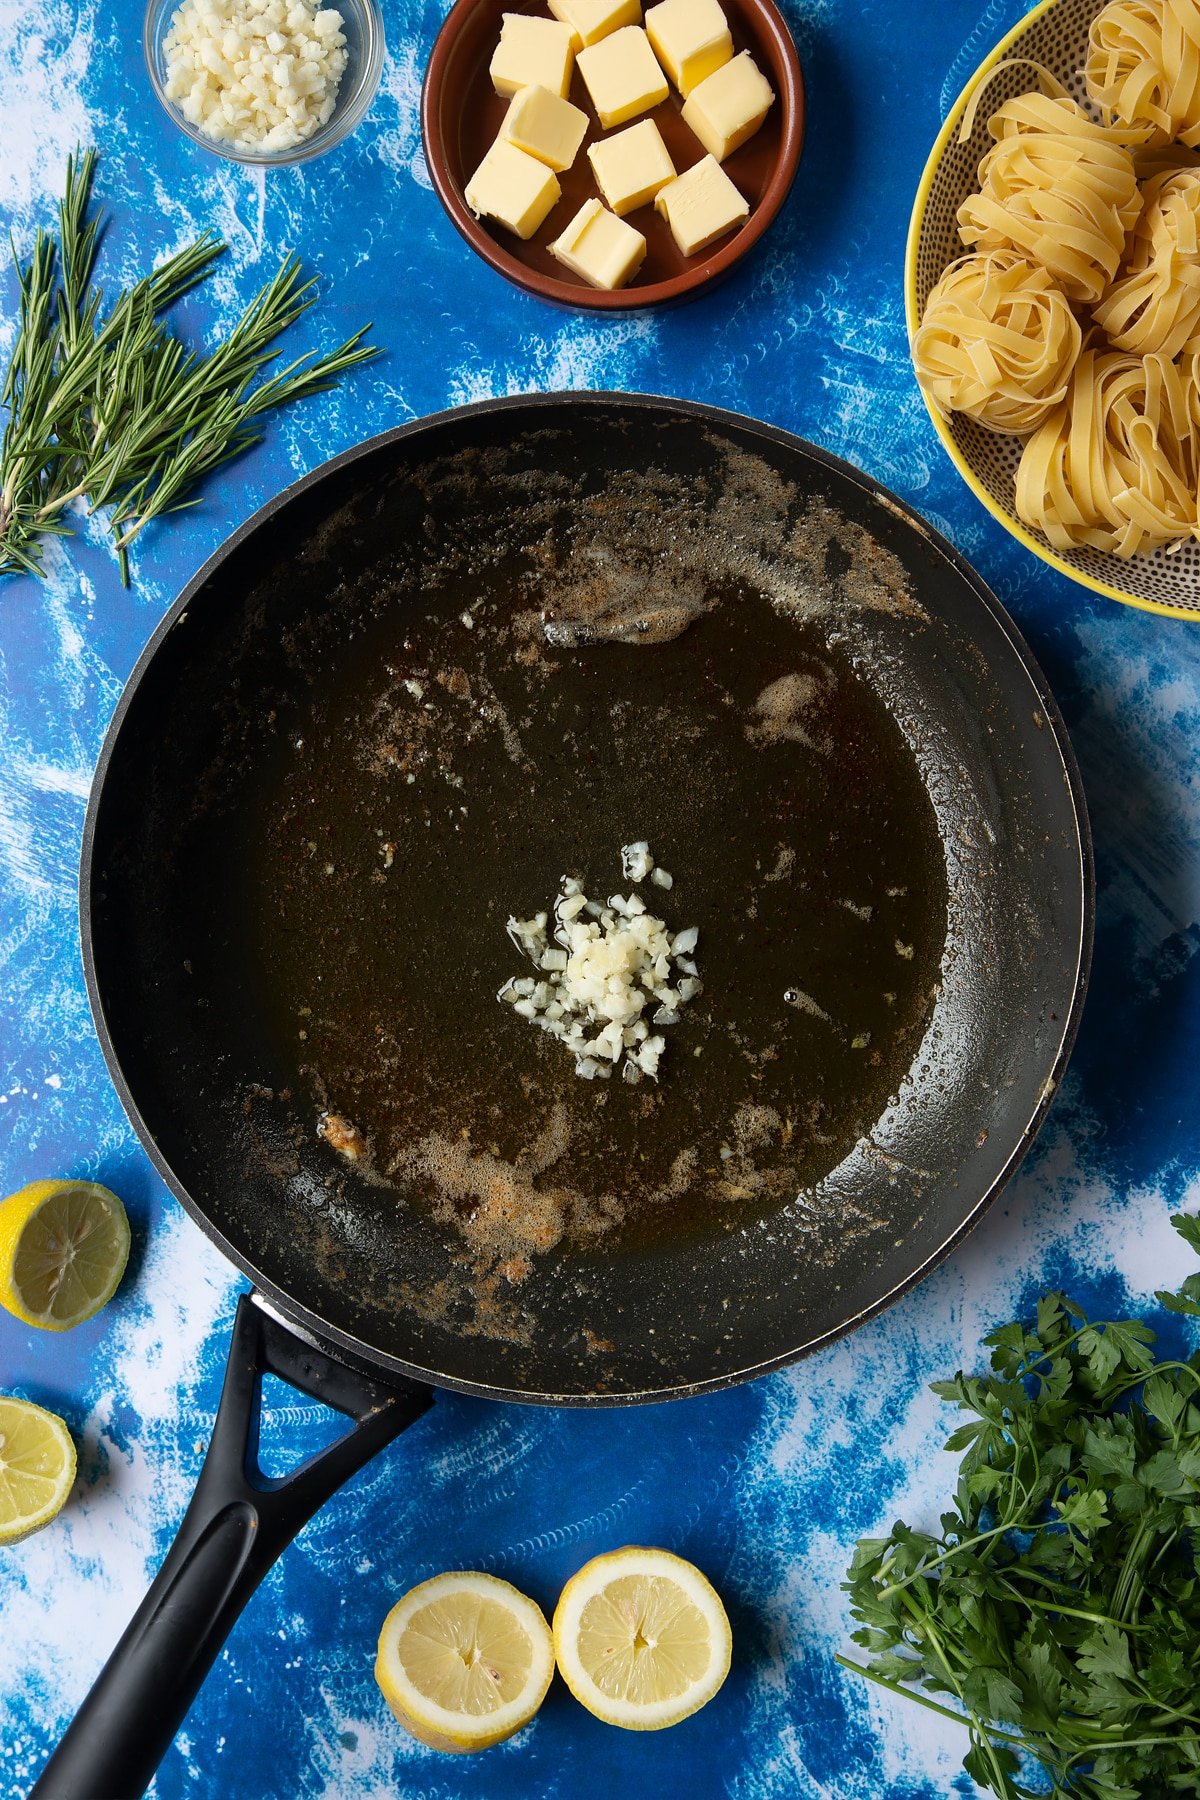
[144,0,385,166]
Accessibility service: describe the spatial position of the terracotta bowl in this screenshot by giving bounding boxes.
[421,0,805,309]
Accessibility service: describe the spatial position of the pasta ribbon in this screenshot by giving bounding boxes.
[957,92,1141,302]
[1086,0,1200,147]
[913,252,1082,433]
[1014,346,1200,555]
[1094,166,1200,353]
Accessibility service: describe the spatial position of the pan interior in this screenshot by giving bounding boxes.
[246,512,947,1270]
[86,402,1088,1398]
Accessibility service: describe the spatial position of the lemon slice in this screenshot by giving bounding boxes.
[553,1546,732,1730]
[375,1571,555,1753]
[0,1396,77,1544]
[0,1179,131,1331]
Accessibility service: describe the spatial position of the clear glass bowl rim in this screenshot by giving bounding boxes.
[143,0,386,166]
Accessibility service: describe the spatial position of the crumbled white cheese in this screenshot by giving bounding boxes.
[499,848,700,1082]
[163,0,348,152]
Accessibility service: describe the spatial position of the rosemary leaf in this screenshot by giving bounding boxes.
[0,148,378,583]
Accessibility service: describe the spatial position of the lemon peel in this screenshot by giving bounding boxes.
[0,1179,130,1331]
[0,1396,77,1545]
[552,1545,732,1730]
[375,1571,554,1752]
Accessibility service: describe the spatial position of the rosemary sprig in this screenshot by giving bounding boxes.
[0,150,378,583]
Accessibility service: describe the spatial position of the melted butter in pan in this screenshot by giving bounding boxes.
[246,555,948,1267]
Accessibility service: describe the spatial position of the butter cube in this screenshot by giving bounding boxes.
[645,0,732,95]
[548,0,641,51]
[550,198,647,288]
[681,50,774,159]
[501,84,589,170]
[654,153,748,255]
[588,119,676,214]
[465,138,562,238]
[490,14,575,99]
[576,26,669,129]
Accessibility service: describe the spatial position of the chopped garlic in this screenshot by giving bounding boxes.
[499,846,701,1081]
[620,840,653,882]
[163,0,348,153]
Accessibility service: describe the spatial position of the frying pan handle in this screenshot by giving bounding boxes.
[29,1292,433,1800]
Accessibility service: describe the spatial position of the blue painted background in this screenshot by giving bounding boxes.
[1,0,1198,1794]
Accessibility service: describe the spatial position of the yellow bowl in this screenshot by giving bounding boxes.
[905,0,1200,622]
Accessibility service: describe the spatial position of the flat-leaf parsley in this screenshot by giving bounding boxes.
[841,1214,1200,1799]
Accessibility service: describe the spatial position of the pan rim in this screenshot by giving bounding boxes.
[79,391,1095,1406]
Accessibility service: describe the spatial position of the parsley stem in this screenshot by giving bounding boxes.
[833,1655,1031,1751]
[915,1609,1022,1798]
[1006,1321,1119,1378]
[1110,1519,1153,1625]
[1063,1734,1200,1769]
[995,1586,1149,1633]
[1110,1357,1200,1396]
[1129,1680,1200,1728]
[877,1519,1015,1598]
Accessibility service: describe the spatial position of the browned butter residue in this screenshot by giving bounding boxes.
[393,1104,625,1279]
[318,1112,367,1161]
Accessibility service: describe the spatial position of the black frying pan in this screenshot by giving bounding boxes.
[34,394,1091,1799]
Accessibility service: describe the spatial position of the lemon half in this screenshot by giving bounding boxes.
[0,1180,131,1331]
[553,1545,732,1730]
[375,1571,555,1752]
[0,1396,77,1545]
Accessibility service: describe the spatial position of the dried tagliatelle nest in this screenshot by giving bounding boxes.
[1086,0,1200,147]
[1015,344,1200,555]
[912,251,1082,433]
[1094,164,1200,353]
[955,88,1141,305]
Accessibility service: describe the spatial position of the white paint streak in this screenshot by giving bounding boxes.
[0,569,120,909]
[0,0,97,213]
[371,37,423,184]
[25,764,91,799]
[446,315,657,408]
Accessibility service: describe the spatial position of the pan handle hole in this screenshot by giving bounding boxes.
[253,1370,354,1481]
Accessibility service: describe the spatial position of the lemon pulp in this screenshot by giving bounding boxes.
[577,1572,713,1703]
[0,1397,77,1544]
[399,1590,538,1714]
